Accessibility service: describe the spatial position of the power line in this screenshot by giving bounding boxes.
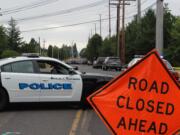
[21,1,156,33]
[141,0,152,6]
[141,1,156,13]
[2,0,51,11]
[112,1,156,17]
[1,0,59,15]
[20,15,136,33]
[21,17,116,33]
[1,0,107,23]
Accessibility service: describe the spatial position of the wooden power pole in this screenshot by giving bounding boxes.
[120,0,126,65]
[110,0,135,63]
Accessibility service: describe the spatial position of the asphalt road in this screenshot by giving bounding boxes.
[0,65,121,135]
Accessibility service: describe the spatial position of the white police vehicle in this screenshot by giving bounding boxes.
[0,54,113,110]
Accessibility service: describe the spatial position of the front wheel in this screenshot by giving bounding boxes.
[0,88,8,111]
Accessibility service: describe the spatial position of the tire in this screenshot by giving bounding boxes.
[0,88,8,111]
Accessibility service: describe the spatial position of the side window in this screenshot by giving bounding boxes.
[37,60,71,75]
[11,61,34,73]
[1,64,12,72]
[37,61,53,74]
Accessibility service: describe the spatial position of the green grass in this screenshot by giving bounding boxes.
[174,67,180,71]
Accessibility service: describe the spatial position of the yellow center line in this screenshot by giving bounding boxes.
[69,109,83,135]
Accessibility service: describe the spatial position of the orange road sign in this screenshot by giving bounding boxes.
[87,50,180,135]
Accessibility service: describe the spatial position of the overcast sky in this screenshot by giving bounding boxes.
[0,0,180,51]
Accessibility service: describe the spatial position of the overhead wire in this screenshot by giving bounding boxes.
[1,0,59,15]
[21,14,137,33]
[21,17,116,33]
[0,0,108,23]
[20,0,156,33]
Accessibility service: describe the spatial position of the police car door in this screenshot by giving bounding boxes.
[1,61,40,102]
[36,60,82,102]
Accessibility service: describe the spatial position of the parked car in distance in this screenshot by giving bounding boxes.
[93,57,106,69]
[124,57,179,82]
[102,57,122,71]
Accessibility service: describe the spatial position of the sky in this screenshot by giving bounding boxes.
[0,0,180,52]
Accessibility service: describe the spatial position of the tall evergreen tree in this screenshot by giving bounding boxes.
[86,34,102,62]
[0,26,8,56]
[21,38,39,53]
[72,43,78,58]
[7,18,22,52]
[47,45,53,57]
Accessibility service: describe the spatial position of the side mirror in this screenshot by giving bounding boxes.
[69,69,75,75]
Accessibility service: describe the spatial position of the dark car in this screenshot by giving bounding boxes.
[125,57,179,83]
[163,60,179,82]
[102,57,122,71]
[93,57,106,69]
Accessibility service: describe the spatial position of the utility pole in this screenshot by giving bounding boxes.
[99,14,102,37]
[156,0,164,55]
[110,0,121,57]
[120,0,126,65]
[117,1,121,57]
[137,0,141,23]
[121,0,135,65]
[110,0,134,59]
[109,0,111,38]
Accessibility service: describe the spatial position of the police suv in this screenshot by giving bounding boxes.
[0,54,113,110]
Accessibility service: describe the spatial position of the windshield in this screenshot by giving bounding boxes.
[128,58,141,68]
[108,58,120,62]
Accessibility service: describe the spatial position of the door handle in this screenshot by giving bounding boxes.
[4,77,11,80]
[42,80,48,82]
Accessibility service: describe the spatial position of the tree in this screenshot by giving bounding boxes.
[29,38,39,53]
[47,45,53,57]
[163,4,176,49]
[72,43,78,58]
[100,36,116,57]
[125,9,156,62]
[21,38,39,53]
[79,48,87,58]
[61,45,71,60]
[0,26,8,57]
[164,17,180,66]
[1,50,19,58]
[53,46,59,59]
[86,34,102,62]
[7,18,22,52]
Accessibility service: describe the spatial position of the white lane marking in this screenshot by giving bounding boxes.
[2,132,21,135]
[69,109,83,135]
